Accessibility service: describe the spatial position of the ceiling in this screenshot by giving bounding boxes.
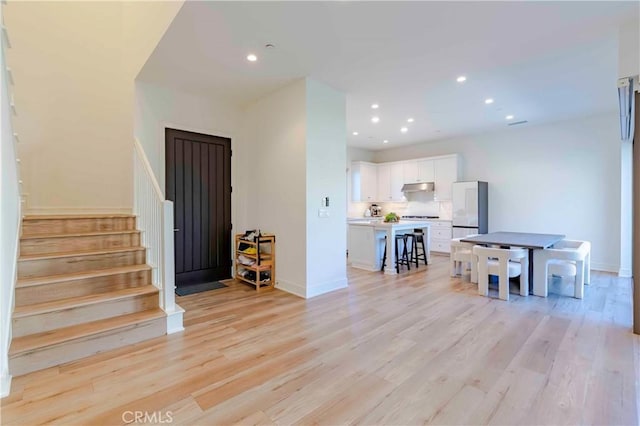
[138,1,638,150]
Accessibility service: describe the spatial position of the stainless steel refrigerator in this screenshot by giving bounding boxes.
[452,181,488,238]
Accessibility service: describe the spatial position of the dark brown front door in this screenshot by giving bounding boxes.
[165,128,232,288]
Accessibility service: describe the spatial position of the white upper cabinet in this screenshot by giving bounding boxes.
[433,155,459,200]
[351,154,459,203]
[417,159,435,182]
[402,161,418,183]
[403,159,434,183]
[378,163,405,202]
[389,162,405,201]
[377,164,391,201]
[351,161,378,202]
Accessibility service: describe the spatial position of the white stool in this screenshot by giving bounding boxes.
[473,246,528,301]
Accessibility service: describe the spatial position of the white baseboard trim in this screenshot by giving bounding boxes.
[306,277,348,299]
[165,304,185,334]
[350,261,379,272]
[275,278,348,299]
[590,262,619,274]
[1,373,12,398]
[24,206,133,215]
[619,268,632,278]
[275,279,306,298]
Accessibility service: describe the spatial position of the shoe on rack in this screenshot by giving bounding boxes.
[243,247,257,255]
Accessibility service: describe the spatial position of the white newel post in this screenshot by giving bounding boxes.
[133,139,183,334]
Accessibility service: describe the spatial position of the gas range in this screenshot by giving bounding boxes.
[401,215,440,220]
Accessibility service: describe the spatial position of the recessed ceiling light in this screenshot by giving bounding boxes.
[265,43,275,49]
[247,53,257,62]
[456,76,467,83]
[352,131,359,135]
[400,127,408,133]
[371,116,380,123]
[407,118,414,123]
[383,140,389,144]
[371,104,379,109]
[484,98,494,105]
[505,115,514,120]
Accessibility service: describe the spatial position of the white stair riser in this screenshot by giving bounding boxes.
[13,291,159,338]
[9,317,165,376]
[18,250,146,279]
[22,217,136,237]
[20,232,141,256]
[15,269,152,306]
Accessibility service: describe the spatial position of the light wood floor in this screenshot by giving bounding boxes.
[2,256,639,425]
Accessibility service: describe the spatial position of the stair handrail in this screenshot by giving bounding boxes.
[133,138,178,319]
[1,17,22,398]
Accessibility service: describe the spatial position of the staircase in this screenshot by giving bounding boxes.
[9,214,167,376]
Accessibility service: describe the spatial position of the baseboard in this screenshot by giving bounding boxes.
[0,373,11,398]
[275,277,348,299]
[275,279,306,298]
[619,268,632,278]
[165,304,185,334]
[306,277,348,299]
[349,261,379,272]
[590,262,619,274]
[24,206,133,215]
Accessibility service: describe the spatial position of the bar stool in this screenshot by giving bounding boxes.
[410,229,428,267]
[380,235,387,272]
[395,234,413,273]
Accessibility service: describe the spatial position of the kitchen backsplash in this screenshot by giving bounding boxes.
[348,194,453,220]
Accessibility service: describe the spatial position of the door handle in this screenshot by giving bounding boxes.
[174,229,180,232]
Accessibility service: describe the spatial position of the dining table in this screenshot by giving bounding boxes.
[460,231,565,294]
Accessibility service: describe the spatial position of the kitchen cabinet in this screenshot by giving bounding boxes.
[403,159,434,183]
[347,224,379,271]
[377,164,390,201]
[427,220,452,253]
[377,163,405,202]
[433,156,459,201]
[351,161,378,202]
[350,154,459,203]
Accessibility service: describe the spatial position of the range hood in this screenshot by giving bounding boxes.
[401,182,435,193]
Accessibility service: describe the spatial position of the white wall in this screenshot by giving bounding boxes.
[4,1,182,214]
[618,19,640,78]
[374,113,622,272]
[305,79,347,297]
[238,79,308,295]
[0,8,20,396]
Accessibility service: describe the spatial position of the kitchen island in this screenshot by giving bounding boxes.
[348,220,431,275]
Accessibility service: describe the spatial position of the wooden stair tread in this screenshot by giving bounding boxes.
[18,246,145,262]
[9,308,165,356]
[20,230,140,240]
[23,214,135,220]
[17,264,152,288]
[13,285,158,318]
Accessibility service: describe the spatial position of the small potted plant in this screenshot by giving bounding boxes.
[384,212,399,223]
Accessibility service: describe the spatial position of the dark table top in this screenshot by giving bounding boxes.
[460,232,565,249]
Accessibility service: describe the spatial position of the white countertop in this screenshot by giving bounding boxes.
[348,220,431,228]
